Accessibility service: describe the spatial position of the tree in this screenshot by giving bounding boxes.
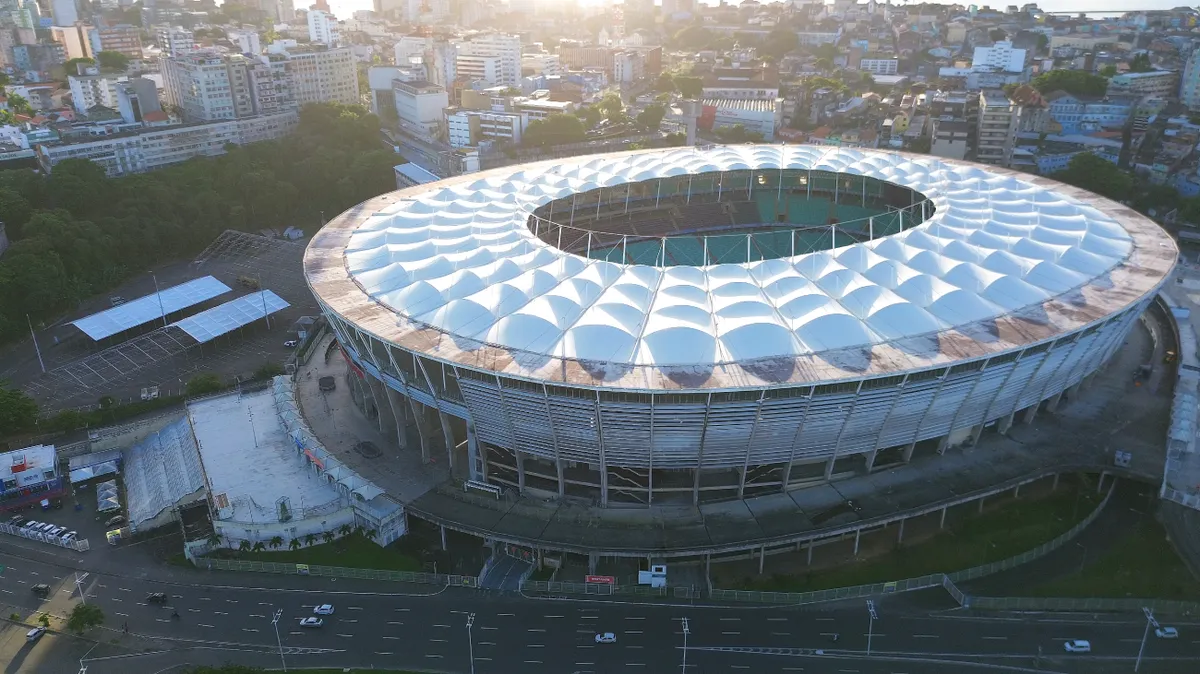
[653,72,674,93]
[1098,64,1117,78]
[251,541,266,552]
[1030,70,1108,97]
[761,28,799,60]
[38,614,50,627]
[289,538,302,550]
[338,523,353,537]
[598,92,624,117]
[813,57,833,72]
[1128,53,1153,73]
[7,93,31,116]
[674,75,702,99]
[1036,34,1049,53]
[62,57,95,75]
[96,51,131,71]
[268,535,284,550]
[238,540,252,552]
[206,532,222,548]
[673,25,713,50]
[636,104,666,131]
[322,531,335,544]
[575,105,603,128]
[988,28,1007,43]
[713,124,764,143]
[523,113,586,147]
[304,533,317,546]
[186,372,224,396]
[67,603,105,633]
[1054,153,1132,202]
[0,383,37,436]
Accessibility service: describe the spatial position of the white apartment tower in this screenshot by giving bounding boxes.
[51,0,77,26]
[157,26,196,57]
[307,10,340,47]
[161,51,293,122]
[282,47,359,107]
[457,33,521,87]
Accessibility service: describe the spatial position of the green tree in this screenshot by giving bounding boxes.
[338,523,353,537]
[1128,53,1153,73]
[636,104,666,131]
[66,603,105,633]
[0,188,32,239]
[251,541,266,552]
[62,57,95,75]
[988,28,1007,43]
[673,25,713,50]
[598,92,624,117]
[523,113,587,147]
[714,124,764,143]
[96,51,131,71]
[1036,34,1049,52]
[268,535,284,549]
[653,72,674,93]
[304,533,317,546]
[186,372,224,396]
[1055,153,1132,202]
[289,538,302,550]
[7,93,31,116]
[238,540,252,552]
[0,383,38,436]
[674,76,702,99]
[761,28,799,60]
[1098,64,1117,78]
[1030,70,1109,96]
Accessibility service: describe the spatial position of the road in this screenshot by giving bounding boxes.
[2,550,1199,673]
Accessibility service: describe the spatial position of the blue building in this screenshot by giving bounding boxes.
[1,444,62,510]
[1046,92,1135,135]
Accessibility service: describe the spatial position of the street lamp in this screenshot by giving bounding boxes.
[866,600,878,656]
[680,616,690,673]
[74,572,88,605]
[1135,607,1157,673]
[150,272,167,328]
[271,608,287,672]
[466,612,476,674]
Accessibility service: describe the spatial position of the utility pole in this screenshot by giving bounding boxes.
[150,272,167,328]
[466,612,476,674]
[1135,606,1157,672]
[26,314,45,373]
[866,599,878,656]
[680,616,690,673]
[74,572,88,605]
[271,608,287,672]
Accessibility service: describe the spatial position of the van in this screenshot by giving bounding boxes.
[1063,639,1091,653]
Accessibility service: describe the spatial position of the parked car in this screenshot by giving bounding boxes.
[9,514,26,526]
[313,604,335,615]
[284,339,299,348]
[1064,640,1091,653]
[105,515,125,527]
[60,530,77,543]
[595,632,617,644]
[1155,627,1178,639]
[31,584,50,598]
[22,520,40,530]
[299,617,323,628]
[26,627,46,642]
[146,593,168,604]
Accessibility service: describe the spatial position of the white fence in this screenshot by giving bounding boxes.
[0,522,89,552]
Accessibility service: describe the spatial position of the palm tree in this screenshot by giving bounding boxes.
[7,93,32,116]
[338,524,353,538]
[206,532,222,548]
[251,541,266,552]
[289,538,302,551]
[269,535,284,550]
[322,531,335,545]
[238,540,251,552]
[304,533,317,546]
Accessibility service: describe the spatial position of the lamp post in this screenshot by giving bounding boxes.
[466,612,476,674]
[1135,607,1157,672]
[150,272,167,328]
[74,572,88,605]
[271,608,287,672]
[866,600,878,656]
[680,616,690,673]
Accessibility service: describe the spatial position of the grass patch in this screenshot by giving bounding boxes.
[213,533,421,572]
[737,482,1102,593]
[1028,520,1200,600]
[529,565,556,581]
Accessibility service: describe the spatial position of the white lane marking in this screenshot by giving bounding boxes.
[528,628,547,632]
[336,633,354,638]
[214,612,228,616]
[626,630,644,634]
[425,654,443,658]
[771,632,791,636]
[480,626,498,630]
[376,652,393,656]
[115,612,128,617]
[476,657,493,661]
[226,599,238,603]
[982,636,1008,640]
[387,621,404,625]
[498,613,515,616]
[395,608,410,612]
[382,636,400,640]
[430,639,448,643]
[545,615,565,618]
[912,634,939,638]
[341,619,359,624]
[155,619,170,623]
[767,617,788,622]
[580,615,599,620]
[249,614,265,618]
[433,624,450,628]
[242,628,259,633]
[815,617,834,621]
[259,602,272,606]
[626,645,644,649]
[525,661,543,664]
[188,609,201,613]
[576,629,594,634]
[110,598,122,602]
[198,624,215,628]
[119,588,130,592]
[722,631,740,635]
[626,616,646,620]
[576,663,595,666]
[199,597,211,601]
[720,617,741,622]
[528,644,545,648]
[628,665,646,667]
[347,606,363,610]
[290,632,303,635]
[479,641,496,646]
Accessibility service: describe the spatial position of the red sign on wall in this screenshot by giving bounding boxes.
[585,575,615,584]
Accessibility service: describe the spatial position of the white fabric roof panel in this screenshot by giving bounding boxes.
[172,291,290,344]
[71,276,231,340]
[323,146,1167,374]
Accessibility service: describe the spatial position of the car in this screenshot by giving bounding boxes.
[299,617,324,628]
[25,627,46,642]
[146,593,168,604]
[284,339,299,347]
[46,526,65,537]
[60,530,77,542]
[595,632,617,644]
[22,520,40,530]
[31,584,50,598]
[1155,626,1179,639]
[1064,640,1091,653]
[313,604,335,615]
[105,515,125,527]
[9,514,26,526]
[37,523,56,533]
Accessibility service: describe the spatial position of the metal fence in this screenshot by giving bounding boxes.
[200,557,477,588]
[966,595,1200,614]
[521,580,703,599]
[0,522,89,552]
[706,573,945,605]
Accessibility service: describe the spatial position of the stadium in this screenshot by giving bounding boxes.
[304,145,1175,509]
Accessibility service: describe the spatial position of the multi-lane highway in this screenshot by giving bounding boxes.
[2,548,1199,673]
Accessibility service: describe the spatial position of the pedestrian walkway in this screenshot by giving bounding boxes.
[480,554,531,591]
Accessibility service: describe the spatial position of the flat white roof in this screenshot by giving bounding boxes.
[1,444,55,482]
[190,389,343,523]
[71,276,231,340]
[395,162,440,185]
[172,290,289,343]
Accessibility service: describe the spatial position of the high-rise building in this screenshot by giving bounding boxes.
[456,54,501,86]
[392,79,448,138]
[156,25,195,57]
[273,46,359,107]
[231,30,262,55]
[68,68,128,114]
[50,24,93,61]
[88,24,144,60]
[161,51,292,122]
[307,9,339,47]
[1181,49,1200,111]
[115,77,163,124]
[457,33,521,87]
[395,35,456,89]
[976,89,1018,166]
[50,0,78,26]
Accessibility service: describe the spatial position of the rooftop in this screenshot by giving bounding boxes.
[1,444,56,483]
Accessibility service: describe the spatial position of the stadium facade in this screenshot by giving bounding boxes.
[304,146,1175,507]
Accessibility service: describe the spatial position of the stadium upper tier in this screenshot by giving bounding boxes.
[306,146,1175,390]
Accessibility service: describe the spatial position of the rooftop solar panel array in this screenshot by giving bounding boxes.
[71,276,232,341]
[172,291,290,343]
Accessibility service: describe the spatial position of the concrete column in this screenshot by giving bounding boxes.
[1051,473,1060,491]
[705,553,711,585]
[1097,472,1106,493]
[939,506,947,529]
[997,412,1014,434]
[516,450,526,492]
[823,454,836,480]
[853,529,861,556]
[1013,484,1020,498]
[1046,391,1063,413]
[806,542,813,565]
[1065,382,1081,402]
[1021,404,1037,425]
[936,435,950,455]
[758,546,765,574]
[467,424,481,481]
[440,524,447,551]
[385,388,408,449]
[408,398,432,463]
[556,459,565,497]
[863,449,878,473]
[902,442,916,463]
[897,518,905,545]
[978,496,985,513]
[438,410,457,474]
[969,424,983,445]
[365,377,396,438]
[588,552,598,575]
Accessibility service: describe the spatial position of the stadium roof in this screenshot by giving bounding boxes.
[71,276,231,341]
[172,291,289,343]
[305,146,1176,390]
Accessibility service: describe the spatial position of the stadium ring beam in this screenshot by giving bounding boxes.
[305,145,1175,507]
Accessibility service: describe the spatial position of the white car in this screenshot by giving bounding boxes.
[1063,639,1091,653]
[1155,626,1178,639]
[313,604,335,615]
[60,530,77,542]
[595,632,617,644]
[284,340,299,347]
[26,627,46,642]
[299,617,323,628]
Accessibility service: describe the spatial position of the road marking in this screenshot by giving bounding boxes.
[110,598,122,602]
[732,667,749,670]
[627,665,645,667]
[290,632,303,635]
[499,613,515,616]
[119,588,130,592]
[476,657,492,661]
[155,619,170,623]
[720,617,741,622]
[395,608,410,612]
[199,597,211,601]
[626,630,643,634]
[576,629,594,633]
[341,619,358,623]
[837,670,859,673]
[528,644,545,648]
[188,609,201,613]
[249,614,265,618]
[768,617,788,622]
[115,613,128,617]
[387,621,404,625]
[782,669,804,672]
[982,636,1008,640]
[347,606,363,610]
[199,624,214,628]
[819,633,838,637]
[214,612,229,616]
[433,624,450,628]
[816,617,834,621]
[430,638,447,643]
[0,590,9,594]
[576,663,594,666]
[479,641,496,646]
[28,572,38,576]
[243,628,259,633]
[771,632,791,636]
[425,655,443,658]
[626,645,644,649]
[528,628,547,632]
[336,633,354,638]
[481,626,498,631]
[546,615,565,618]
[581,615,599,620]
[577,645,594,649]
[376,652,393,656]
[525,661,543,664]
[259,602,272,606]
[912,634,939,639]
[226,599,238,603]
[722,631,740,635]
[626,616,645,620]
[382,636,400,640]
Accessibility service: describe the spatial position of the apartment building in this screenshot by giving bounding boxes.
[457,33,521,87]
[68,69,127,115]
[858,58,898,76]
[88,24,143,60]
[161,51,293,123]
[612,50,644,84]
[35,111,299,176]
[558,44,612,71]
[456,54,502,86]
[307,10,340,47]
[976,89,1018,166]
[282,46,359,106]
[392,80,448,138]
[50,24,92,61]
[156,26,195,57]
[446,107,525,147]
[1107,70,1179,98]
